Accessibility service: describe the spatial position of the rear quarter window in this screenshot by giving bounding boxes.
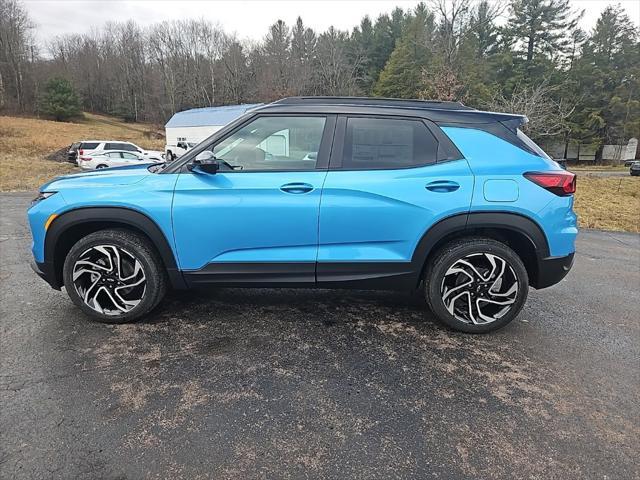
[517,129,551,159]
[80,142,100,150]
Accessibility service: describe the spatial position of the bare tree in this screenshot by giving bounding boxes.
[315,27,361,96]
[419,65,465,101]
[0,0,35,111]
[220,35,249,104]
[485,80,577,138]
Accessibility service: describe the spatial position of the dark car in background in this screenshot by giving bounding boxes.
[630,161,640,176]
[67,142,81,163]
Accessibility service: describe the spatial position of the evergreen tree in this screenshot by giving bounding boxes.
[470,0,499,59]
[568,5,639,143]
[365,9,408,93]
[373,5,435,98]
[506,0,583,63]
[349,16,375,92]
[291,17,316,94]
[40,77,81,121]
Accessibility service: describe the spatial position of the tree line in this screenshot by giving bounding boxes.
[1,0,638,149]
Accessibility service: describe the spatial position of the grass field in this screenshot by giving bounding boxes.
[0,114,638,232]
[574,176,639,233]
[569,165,629,171]
[0,113,163,191]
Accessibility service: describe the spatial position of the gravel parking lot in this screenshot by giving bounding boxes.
[1,192,639,480]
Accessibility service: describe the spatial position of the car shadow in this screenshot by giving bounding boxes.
[147,286,446,332]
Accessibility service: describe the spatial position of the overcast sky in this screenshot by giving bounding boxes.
[25,0,640,47]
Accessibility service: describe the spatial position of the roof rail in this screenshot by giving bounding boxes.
[272,96,475,111]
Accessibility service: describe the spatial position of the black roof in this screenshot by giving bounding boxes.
[272,96,475,111]
[256,96,526,125]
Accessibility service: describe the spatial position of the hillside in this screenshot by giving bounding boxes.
[0,113,164,191]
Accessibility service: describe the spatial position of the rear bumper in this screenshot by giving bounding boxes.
[533,252,574,289]
[30,259,62,290]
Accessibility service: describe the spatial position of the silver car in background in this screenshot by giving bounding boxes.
[77,150,157,170]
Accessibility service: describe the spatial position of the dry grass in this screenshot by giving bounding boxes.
[569,165,629,171]
[0,113,163,191]
[574,177,640,233]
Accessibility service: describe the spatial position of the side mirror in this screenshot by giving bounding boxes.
[188,150,219,174]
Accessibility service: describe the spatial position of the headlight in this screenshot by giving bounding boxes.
[31,191,57,206]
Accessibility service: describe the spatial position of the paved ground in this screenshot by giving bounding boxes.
[1,192,639,480]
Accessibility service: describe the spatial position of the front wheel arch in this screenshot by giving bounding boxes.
[45,207,186,290]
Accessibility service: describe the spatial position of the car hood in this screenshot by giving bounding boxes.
[40,163,156,191]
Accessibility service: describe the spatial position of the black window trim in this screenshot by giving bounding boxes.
[329,114,463,171]
[175,113,337,174]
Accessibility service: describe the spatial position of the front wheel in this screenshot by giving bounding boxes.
[424,238,529,333]
[62,229,167,323]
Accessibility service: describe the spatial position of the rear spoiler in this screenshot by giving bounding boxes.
[500,116,528,133]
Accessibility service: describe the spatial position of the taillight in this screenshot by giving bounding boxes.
[524,171,576,196]
[79,149,84,155]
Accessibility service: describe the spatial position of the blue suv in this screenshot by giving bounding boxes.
[28,97,577,333]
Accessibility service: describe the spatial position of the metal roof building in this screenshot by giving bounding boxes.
[164,104,262,144]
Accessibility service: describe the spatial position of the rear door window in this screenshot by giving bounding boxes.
[105,142,130,150]
[119,143,139,152]
[340,117,438,169]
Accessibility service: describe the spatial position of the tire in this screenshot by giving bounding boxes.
[96,164,108,169]
[62,229,167,323]
[424,237,529,333]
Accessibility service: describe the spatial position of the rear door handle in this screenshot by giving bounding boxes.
[426,180,460,193]
[280,182,314,194]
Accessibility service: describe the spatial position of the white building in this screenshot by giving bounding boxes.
[164,104,262,146]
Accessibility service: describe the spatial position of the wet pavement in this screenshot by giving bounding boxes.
[1,192,639,479]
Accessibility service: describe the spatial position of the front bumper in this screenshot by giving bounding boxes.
[533,252,574,289]
[30,259,62,290]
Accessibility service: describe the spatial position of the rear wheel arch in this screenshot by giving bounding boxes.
[413,212,549,288]
[45,207,186,290]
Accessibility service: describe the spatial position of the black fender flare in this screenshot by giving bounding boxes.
[410,211,550,285]
[45,207,186,289]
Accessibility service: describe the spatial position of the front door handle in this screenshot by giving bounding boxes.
[426,180,460,193]
[280,182,314,194]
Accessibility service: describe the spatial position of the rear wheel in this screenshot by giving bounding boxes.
[425,237,529,333]
[62,229,167,323]
[96,164,108,169]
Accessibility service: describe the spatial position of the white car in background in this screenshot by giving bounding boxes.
[165,140,198,161]
[75,140,164,165]
[77,150,157,170]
